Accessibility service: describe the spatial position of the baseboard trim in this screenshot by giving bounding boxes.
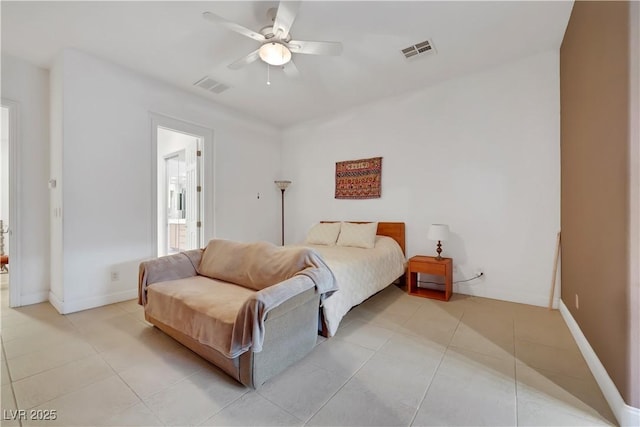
[559,301,640,426]
[48,289,137,314]
[48,291,64,314]
[454,283,560,308]
[19,291,49,306]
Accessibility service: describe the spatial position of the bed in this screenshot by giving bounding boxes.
[301,222,406,337]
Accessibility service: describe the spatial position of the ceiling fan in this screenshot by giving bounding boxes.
[203,1,343,77]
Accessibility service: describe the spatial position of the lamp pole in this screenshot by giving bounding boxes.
[274,180,291,246]
[279,188,285,245]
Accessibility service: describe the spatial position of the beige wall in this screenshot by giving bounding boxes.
[629,0,640,410]
[560,1,636,406]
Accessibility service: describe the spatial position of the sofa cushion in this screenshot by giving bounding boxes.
[199,239,312,291]
[145,276,254,355]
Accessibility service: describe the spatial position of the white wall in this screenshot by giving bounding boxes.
[49,53,64,303]
[1,54,50,305]
[282,50,561,307]
[50,49,282,313]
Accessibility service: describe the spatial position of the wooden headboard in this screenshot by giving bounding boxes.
[321,221,406,255]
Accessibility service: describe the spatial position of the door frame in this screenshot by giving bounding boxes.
[2,99,22,307]
[150,113,214,258]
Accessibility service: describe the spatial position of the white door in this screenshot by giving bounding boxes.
[184,139,200,250]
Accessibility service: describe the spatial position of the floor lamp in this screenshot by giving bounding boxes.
[274,180,291,246]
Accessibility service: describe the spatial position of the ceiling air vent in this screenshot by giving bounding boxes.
[193,76,230,95]
[401,39,436,59]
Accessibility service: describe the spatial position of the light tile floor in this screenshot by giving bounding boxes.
[0,286,617,426]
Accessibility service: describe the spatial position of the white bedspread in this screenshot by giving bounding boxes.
[304,236,406,336]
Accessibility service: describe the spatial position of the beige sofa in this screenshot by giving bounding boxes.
[138,239,337,388]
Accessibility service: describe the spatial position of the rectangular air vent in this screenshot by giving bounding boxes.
[401,39,436,59]
[193,76,230,95]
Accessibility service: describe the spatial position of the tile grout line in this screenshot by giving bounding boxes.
[408,307,463,426]
[142,364,250,427]
[515,334,585,352]
[95,307,235,426]
[4,293,614,426]
[196,387,253,427]
[9,303,155,417]
[76,310,208,426]
[3,327,88,359]
[95,340,167,427]
[105,301,176,427]
[1,335,22,427]
[10,354,117,412]
[0,316,78,344]
[513,339,595,382]
[90,301,244,427]
[120,309,258,426]
[252,390,307,426]
[299,336,380,426]
[8,351,98,391]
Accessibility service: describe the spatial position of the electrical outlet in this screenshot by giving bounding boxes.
[575,294,579,309]
[110,271,120,282]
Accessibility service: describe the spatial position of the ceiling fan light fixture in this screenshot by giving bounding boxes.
[259,42,292,66]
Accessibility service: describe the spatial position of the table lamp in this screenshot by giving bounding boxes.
[427,224,450,260]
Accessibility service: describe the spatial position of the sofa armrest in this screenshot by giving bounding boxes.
[254,275,316,319]
[239,286,319,387]
[262,281,318,321]
[231,275,316,356]
[138,249,202,305]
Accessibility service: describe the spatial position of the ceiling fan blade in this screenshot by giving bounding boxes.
[203,11,265,42]
[228,49,261,70]
[282,60,300,78]
[288,40,343,56]
[272,1,300,39]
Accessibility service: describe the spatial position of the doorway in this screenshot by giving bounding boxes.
[151,114,214,258]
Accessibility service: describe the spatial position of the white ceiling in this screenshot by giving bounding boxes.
[1,1,573,127]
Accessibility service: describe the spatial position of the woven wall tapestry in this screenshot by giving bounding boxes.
[335,157,382,199]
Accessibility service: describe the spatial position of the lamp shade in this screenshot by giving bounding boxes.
[274,180,291,190]
[427,224,450,241]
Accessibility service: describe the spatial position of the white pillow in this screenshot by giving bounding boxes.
[336,222,378,249]
[305,222,342,246]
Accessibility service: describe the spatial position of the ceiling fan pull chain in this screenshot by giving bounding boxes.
[267,64,271,86]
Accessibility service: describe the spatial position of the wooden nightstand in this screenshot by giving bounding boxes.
[407,256,453,301]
